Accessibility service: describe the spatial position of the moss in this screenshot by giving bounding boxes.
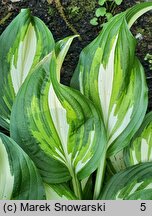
[67,6,80,20]
[63,0,97,21]
[65,0,96,12]
[48,6,55,16]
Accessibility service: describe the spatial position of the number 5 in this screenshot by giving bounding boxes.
[140,203,146,211]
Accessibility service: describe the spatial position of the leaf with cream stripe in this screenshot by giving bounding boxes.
[10,37,106,199]
[11,54,71,185]
[126,2,152,28]
[0,133,45,200]
[100,162,152,200]
[49,53,106,180]
[71,12,148,156]
[125,112,152,166]
[71,4,152,198]
[0,9,55,130]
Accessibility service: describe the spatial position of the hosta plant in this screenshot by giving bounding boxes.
[10,40,106,199]
[71,2,152,198]
[0,2,152,200]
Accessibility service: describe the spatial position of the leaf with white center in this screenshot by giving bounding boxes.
[0,9,55,130]
[11,54,71,184]
[0,133,45,200]
[100,162,152,200]
[125,112,152,166]
[10,37,106,199]
[71,5,151,198]
[49,53,106,180]
[44,183,77,200]
[71,12,148,157]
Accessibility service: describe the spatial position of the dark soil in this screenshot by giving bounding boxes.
[0,0,152,111]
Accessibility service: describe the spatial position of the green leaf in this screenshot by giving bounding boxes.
[108,111,152,174]
[98,0,105,6]
[71,11,149,199]
[115,0,123,5]
[0,9,55,130]
[0,133,45,200]
[10,37,106,198]
[50,53,106,181]
[10,54,71,185]
[71,12,148,157]
[100,162,152,200]
[82,175,94,200]
[90,18,98,26]
[106,12,113,21]
[45,183,78,200]
[95,7,107,17]
[125,112,152,166]
[107,149,127,174]
[126,2,152,28]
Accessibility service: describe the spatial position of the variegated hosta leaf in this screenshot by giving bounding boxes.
[100,162,152,200]
[10,55,71,184]
[44,183,77,200]
[49,53,106,180]
[126,2,152,28]
[0,132,45,200]
[10,37,106,186]
[108,111,152,174]
[0,9,55,130]
[125,112,152,166]
[71,12,148,157]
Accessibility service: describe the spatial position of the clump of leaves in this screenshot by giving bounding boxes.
[90,0,123,26]
[0,3,152,200]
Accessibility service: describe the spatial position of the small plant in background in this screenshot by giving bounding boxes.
[145,53,152,70]
[90,0,123,26]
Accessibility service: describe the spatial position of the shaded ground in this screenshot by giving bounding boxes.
[0,0,152,111]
